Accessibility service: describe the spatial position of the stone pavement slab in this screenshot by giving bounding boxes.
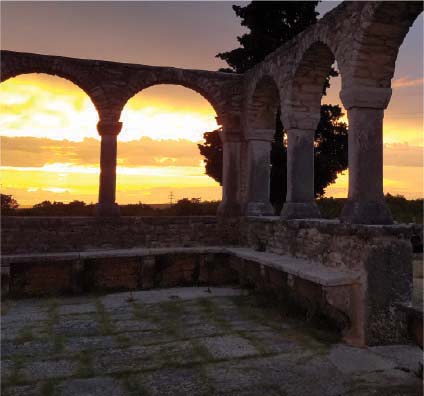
[20,358,79,382]
[200,335,259,360]
[329,344,397,374]
[369,344,423,374]
[1,287,422,396]
[134,367,212,396]
[57,377,126,396]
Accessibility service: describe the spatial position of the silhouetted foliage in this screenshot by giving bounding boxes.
[1,194,19,215]
[317,194,423,225]
[384,194,423,224]
[168,198,220,216]
[216,1,319,73]
[119,202,156,216]
[7,195,421,223]
[197,130,223,185]
[13,198,220,217]
[198,1,348,213]
[24,200,94,216]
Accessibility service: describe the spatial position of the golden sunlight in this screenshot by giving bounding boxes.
[0,74,221,205]
[119,85,218,142]
[0,74,99,141]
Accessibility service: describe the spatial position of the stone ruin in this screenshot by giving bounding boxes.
[1,1,423,348]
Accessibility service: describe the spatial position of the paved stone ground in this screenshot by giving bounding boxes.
[1,287,422,396]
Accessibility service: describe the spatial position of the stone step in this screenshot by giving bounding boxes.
[226,247,360,287]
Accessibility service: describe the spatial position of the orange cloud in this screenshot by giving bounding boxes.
[392,77,424,88]
[1,136,206,168]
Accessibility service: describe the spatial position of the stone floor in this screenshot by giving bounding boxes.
[1,287,422,396]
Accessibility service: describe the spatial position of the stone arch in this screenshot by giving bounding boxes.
[282,40,338,130]
[246,74,281,135]
[0,54,104,118]
[337,2,423,225]
[118,74,227,128]
[241,74,281,216]
[348,1,423,89]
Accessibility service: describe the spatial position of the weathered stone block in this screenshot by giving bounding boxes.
[10,260,75,297]
[83,257,140,291]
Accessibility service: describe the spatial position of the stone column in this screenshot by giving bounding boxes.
[217,130,242,216]
[281,128,321,219]
[245,129,274,216]
[94,121,122,217]
[340,87,393,224]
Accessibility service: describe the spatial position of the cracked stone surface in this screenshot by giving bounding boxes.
[1,287,422,396]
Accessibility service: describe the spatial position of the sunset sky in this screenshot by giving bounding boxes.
[1,1,423,206]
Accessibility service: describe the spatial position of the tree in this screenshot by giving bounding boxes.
[197,130,223,185]
[197,1,348,213]
[216,1,319,74]
[1,194,19,214]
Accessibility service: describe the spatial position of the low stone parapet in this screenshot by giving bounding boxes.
[1,216,240,254]
[2,216,418,347]
[0,245,377,346]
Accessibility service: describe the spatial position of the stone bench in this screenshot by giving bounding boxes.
[2,246,366,345]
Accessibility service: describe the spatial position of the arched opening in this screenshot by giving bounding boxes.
[0,73,99,213]
[383,13,423,205]
[116,84,221,213]
[340,2,423,224]
[316,60,349,217]
[245,75,281,215]
[248,75,280,130]
[280,41,345,219]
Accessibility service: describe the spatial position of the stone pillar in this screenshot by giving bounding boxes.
[281,128,321,219]
[340,87,393,224]
[217,131,242,216]
[245,129,274,216]
[94,121,122,217]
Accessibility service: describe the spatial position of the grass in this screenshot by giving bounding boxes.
[42,298,69,355]
[121,374,151,396]
[196,298,232,332]
[5,355,28,386]
[229,292,340,353]
[38,379,59,396]
[155,300,184,337]
[14,326,35,344]
[75,350,94,378]
[95,300,115,336]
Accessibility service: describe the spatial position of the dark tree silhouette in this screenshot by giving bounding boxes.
[1,194,19,214]
[197,1,348,213]
[197,130,223,185]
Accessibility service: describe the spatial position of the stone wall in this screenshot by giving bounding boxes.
[239,217,418,270]
[239,217,418,344]
[5,250,239,298]
[1,216,240,254]
[3,215,421,345]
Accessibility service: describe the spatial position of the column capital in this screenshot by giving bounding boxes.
[97,121,123,136]
[220,129,242,143]
[340,86,392,110]
[282,111,320,131]
[246,128,274,142]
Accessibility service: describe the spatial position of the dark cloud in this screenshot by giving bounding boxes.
[1,136,203,168]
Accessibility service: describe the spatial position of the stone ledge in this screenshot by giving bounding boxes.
[226,248,359,287]
[3,246,360,288]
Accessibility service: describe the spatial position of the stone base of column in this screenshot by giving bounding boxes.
[217,201,241,217]
[280,201,321,220]
[245,201,275,216]
[340,200,393,225]
[94,202,120,217]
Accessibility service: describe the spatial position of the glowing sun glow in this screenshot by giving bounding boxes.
[0,74,221,205]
